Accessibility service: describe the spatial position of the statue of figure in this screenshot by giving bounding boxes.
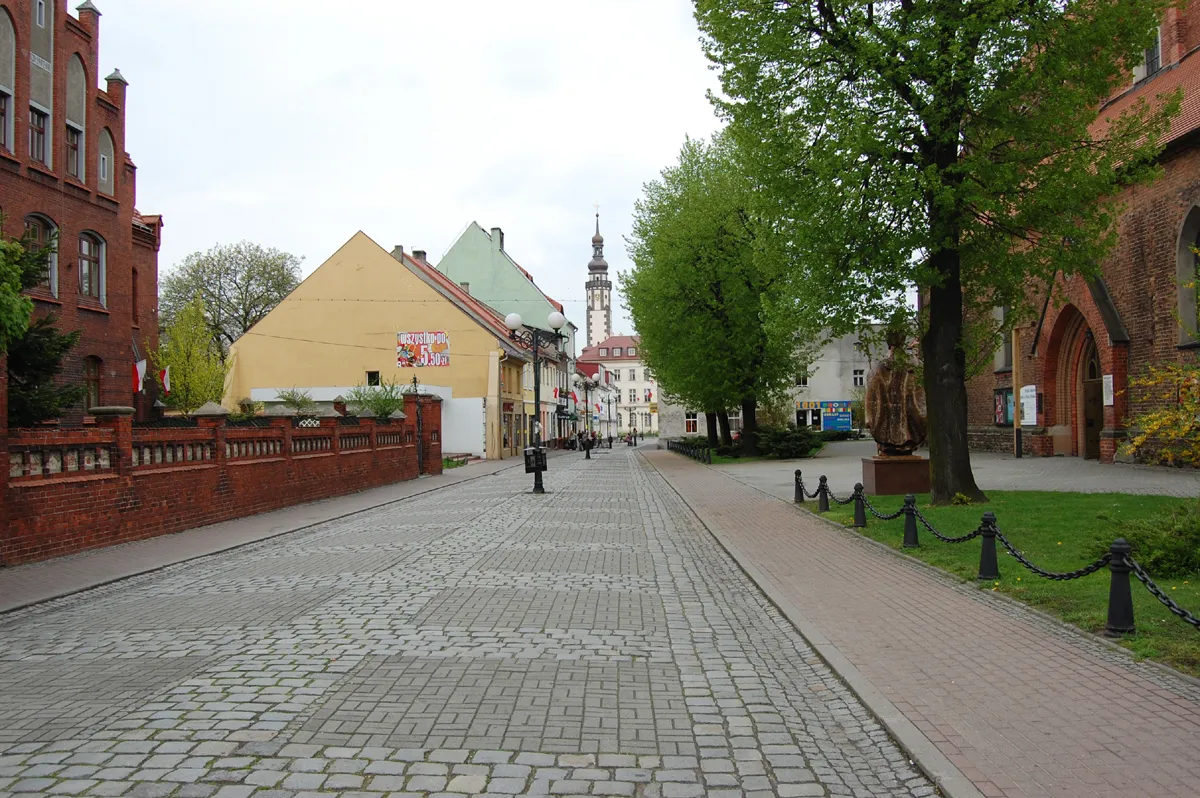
[865,330,928,457]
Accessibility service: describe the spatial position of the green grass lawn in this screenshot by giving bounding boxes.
[823,491,1200,677]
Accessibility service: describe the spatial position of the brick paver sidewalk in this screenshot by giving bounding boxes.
[645,450,1200,798]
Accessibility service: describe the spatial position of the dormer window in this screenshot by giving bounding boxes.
[628,348,637,356]
[1134,27,1163,82]
[599,348,608,356]
[613,347,623,356]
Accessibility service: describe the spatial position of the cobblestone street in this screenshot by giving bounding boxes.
[0,452,932,798]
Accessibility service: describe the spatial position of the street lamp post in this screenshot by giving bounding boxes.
[574,373,600,460]
[505,311,567,494]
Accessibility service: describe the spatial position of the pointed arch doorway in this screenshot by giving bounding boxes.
[1079,334,1103,460]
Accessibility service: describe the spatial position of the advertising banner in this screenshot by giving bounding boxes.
[820,400,853,432]
[397,331,450,367]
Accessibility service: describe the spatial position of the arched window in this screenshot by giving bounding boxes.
[0,10,15,153]
[97,128,114,195]
[78,232,105,303]
[23,213,57,295]
[1176,205,1200,345]
[84,356,101,411]
[65,55,86,181]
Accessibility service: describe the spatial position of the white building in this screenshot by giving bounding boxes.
[658,329,883,439]
[578,335,658,435]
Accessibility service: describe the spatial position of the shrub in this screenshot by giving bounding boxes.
[758,425,821,459]
[346,378,407,418]
[1091,501,1200,579]
[818,429,854,443]
[276,387,317,414]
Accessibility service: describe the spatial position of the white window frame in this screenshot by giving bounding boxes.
[1133,26,1163,82]
[685,412,698,434]
[599,348,608,356]
[629,388,636,404]
[628,348,637,356]
[613,347,622,356]
[36,0,46,27]
[99,151,109,182]
[628,369,636,381]
[853,369,865,388]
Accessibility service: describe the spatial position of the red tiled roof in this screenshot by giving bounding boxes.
[579,335,641,362]
[1095,49,1200,146]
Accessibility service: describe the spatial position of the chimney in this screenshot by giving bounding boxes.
[490,227,504,252]
[413,249,427,262]
[459,282,470,294]
[390,245,404,261]
[105,68,128,107]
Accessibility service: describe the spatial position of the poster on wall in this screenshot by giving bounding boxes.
[1102,374,1114,406]
[397,332,450,367]
[993,388,1014,425]
[1020,385,1037,426]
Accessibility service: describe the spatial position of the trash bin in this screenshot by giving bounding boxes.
[523,447,547,474]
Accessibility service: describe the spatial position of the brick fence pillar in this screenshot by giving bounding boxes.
[193,402,230,467]
[91,406,135,474]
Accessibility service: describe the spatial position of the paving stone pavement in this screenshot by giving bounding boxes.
[645,449,1200,798]
[712,441,1200,502]
[0,452,933,797]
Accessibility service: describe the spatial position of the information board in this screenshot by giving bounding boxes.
[1020,385,1037,426]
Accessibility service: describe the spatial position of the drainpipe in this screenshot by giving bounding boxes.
[497,350,509,459]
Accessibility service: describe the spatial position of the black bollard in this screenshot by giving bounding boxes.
[1105,538,1136,637]
[706,448,712,464]
[794,470,804,504]
[853,483,867,528]
[817,476,830,513]
[902,494,919,548]
[977,511,1000,580]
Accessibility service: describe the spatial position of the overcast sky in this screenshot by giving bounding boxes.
[93,0,723,339]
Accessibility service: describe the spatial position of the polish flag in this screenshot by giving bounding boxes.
[570,391,578,403]
[160,366,171,396]
[133,359,148,393]
[595,403,602,412]
[552,387,559,398]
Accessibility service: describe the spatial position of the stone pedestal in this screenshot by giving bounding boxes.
[862,456,930,496]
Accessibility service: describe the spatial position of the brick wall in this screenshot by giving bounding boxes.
[2,398,443,565]
[0,0,162,423]
[967,134,1200,463]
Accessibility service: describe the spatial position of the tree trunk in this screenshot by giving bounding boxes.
[716,410,733,447]
[740,397,759,456]
[922,249,987,505]
[704,410,719,448]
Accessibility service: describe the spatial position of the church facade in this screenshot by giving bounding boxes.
[967,7,1200,464]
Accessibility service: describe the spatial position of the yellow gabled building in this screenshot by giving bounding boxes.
[224,231,529,459]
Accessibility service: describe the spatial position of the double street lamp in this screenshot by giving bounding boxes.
[505,310,567,494]
[574,373,601,460]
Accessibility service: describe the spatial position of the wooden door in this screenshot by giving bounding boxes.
[1083,380,1102,459]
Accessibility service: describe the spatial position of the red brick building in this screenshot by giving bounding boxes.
[0,0,161,424]
[968,6,1200,463]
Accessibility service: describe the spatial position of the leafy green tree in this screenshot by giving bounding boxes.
[0,220,36,352]
[624,134,815,455]
[151,296,229,415]
[346,378,407,418]
[160,241,302,356]
[695,0,1177,501]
